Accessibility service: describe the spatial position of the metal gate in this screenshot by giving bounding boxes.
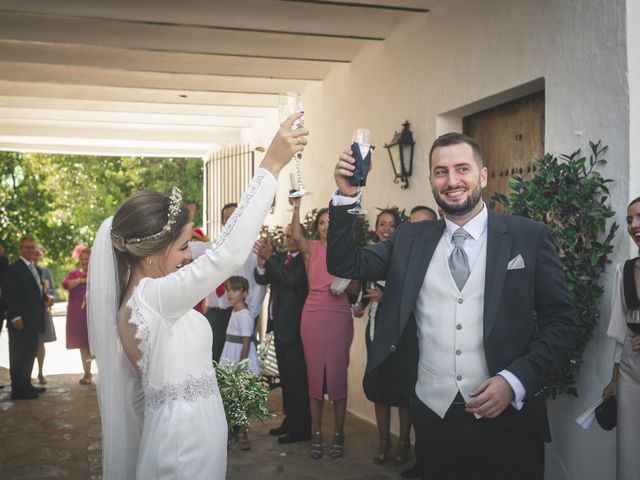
[204,144,255,237]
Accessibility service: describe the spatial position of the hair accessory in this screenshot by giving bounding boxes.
[110,233,127,252]
[124,187,183,245]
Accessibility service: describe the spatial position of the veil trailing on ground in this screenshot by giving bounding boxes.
[87,217,143,479]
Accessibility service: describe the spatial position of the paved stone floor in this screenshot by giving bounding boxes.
[0,367,413,479]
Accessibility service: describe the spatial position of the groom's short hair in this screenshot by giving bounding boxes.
[428,132,483,169]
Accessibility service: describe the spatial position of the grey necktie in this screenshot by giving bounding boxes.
[449,228,471,291]
[27,262,42,292]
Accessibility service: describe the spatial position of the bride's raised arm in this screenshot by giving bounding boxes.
[139,113,308,319]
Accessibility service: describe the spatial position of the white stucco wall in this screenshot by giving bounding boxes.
[264,1,630,478]
[629,0,640,211]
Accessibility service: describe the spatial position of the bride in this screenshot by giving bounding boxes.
[87,113,308,480]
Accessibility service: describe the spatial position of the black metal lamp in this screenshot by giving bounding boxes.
[384,121,415,189]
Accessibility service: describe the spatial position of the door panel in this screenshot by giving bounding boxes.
[463,91,545,207]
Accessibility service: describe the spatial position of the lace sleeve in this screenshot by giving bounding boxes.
[139,168,277,321]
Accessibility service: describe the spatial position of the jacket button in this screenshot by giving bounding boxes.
[456,324,462,330]
[456,375,462,381]
[389,345,397,352]
[457,298,464,304]
[456,349,461,355]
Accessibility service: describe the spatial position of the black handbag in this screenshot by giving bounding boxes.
[595,396,617,431]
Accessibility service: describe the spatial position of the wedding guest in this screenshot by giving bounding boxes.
[409,205,438,223]
[5,235,46,399]
[220,275,260,451]
[254,224,311,444]
[0,242,8,330]
[63,246,93,384]
[291,200,356,459]
[603,196,640,480]
[0,242,7,389]
[34,245,57,385]
[206,203,266,363]
[220,276,260,375]
[352,209,413,465]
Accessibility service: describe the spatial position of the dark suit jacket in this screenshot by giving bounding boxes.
[254,252,308,344]
[0,254,9,320]
[5,259,45,332]
[327,204,576,441]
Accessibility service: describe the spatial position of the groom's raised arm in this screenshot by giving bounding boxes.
[327,149,393,280]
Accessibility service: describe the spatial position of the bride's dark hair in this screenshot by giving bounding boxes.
[110,190,190,303]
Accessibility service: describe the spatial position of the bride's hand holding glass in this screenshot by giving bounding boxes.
[261,112,308,178]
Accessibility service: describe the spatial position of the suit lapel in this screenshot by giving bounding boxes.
[483,211,512,340]
[401,220,445,319]
[18,260,40,294]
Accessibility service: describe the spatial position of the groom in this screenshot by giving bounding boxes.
[327,133,576,479]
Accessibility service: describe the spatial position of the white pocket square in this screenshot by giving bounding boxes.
[507,254,525,270]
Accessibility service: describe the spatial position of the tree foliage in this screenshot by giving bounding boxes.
[0,151,203,291]
[492,141,618,397]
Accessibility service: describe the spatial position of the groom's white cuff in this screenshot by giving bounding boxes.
[330,189,361,206]
[498,369,526,410]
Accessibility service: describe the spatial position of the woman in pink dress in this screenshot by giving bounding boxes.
[63,246,93,384]
[291,198,355,460]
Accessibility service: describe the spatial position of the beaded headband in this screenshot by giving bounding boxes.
[124,187,184,245]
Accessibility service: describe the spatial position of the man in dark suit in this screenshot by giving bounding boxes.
[254,224,311,443]
[0,242,8,389]
[327,133,576,479]
[5,235,47,399]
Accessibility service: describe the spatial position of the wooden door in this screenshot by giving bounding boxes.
[463,91,545,207]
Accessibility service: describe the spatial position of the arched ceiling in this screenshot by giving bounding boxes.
[0,0,433,157]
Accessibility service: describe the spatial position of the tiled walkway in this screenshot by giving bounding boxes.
[0,367,413,479]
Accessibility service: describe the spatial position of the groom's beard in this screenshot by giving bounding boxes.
[432,182,483,218]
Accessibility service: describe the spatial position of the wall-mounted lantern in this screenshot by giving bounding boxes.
[384,121,415,189]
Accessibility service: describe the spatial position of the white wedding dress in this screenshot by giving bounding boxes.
[124,168,276,479]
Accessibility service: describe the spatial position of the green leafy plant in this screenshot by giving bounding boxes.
[492,141,618,397]
[215,359,274,435]
[0,151,203,294]
[258,224,286,253]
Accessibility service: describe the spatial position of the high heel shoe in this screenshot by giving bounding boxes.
[310,432,323,459]
[329,432,344,459]
[388,440,410,465]
[373,440,390,465]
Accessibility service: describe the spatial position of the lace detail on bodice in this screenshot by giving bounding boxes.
[127,291,150,380]
[145,371,219,411]
[127,292,219,410]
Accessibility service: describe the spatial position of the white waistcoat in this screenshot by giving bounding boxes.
[414,235,490,418]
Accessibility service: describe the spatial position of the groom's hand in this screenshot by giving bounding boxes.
[334,150,359,196]
[465,376,514,418]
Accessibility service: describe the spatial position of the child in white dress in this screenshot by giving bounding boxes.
[219,275,260,450]
[219,276,260,375]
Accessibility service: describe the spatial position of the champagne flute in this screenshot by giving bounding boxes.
[278,92,311,198]
[347,128,372,215]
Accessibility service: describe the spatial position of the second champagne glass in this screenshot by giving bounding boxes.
[347,128,372,215]
[278,92,311,198]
